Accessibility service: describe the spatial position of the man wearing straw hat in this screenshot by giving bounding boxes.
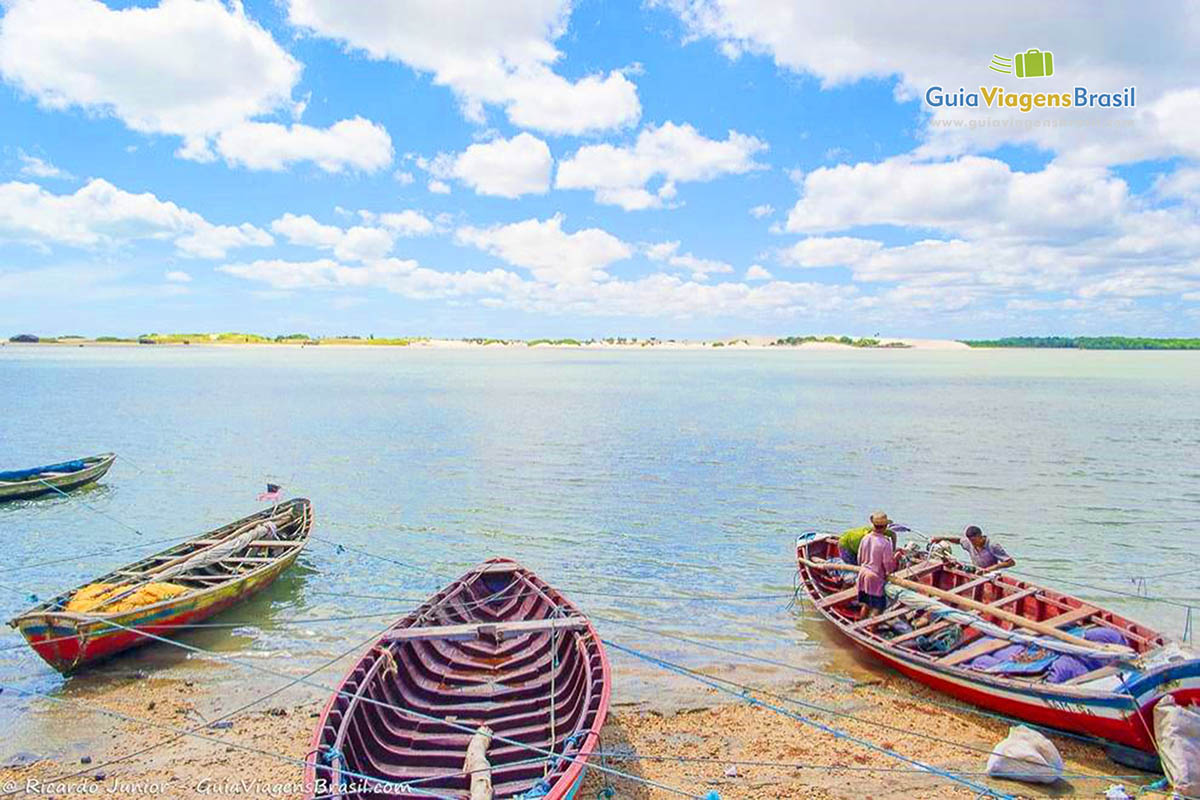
[856,511,899,618]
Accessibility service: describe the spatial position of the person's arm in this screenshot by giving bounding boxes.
[930,535,960,545]
[979,544,1015,573]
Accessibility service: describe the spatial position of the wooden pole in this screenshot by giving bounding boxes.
[798,555,1131,656]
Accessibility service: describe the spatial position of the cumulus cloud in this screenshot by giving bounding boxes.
[269,210,435,262]
[745,264,772,280]
[0,0,391,173]
[285,0,640,134]
[205,118,393,173]
[749,204,773,218]
[164,270,192,282]
[0,178,272,258]
[217,257,523,299]
[441,133,552,198]
[645,240,734,281]
[217,254,859,320]
[556,122,766,210]
[18,151,71,180]
[455,214,632,284]
[786,156,1130,240]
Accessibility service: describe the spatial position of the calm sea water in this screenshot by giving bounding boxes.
[1,345,1198,750]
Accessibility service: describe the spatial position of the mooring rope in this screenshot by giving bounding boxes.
[603,639,1015,799]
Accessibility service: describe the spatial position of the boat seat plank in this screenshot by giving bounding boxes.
[851,605,913,631]
[382,617,588,643]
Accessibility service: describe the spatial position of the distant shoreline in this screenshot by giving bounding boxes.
[3,335,973,351]
[8,334,1200,351]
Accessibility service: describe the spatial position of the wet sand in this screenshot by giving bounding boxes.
[0,666,1162,799]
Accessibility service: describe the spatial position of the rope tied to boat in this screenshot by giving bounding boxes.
[372,645,399,679]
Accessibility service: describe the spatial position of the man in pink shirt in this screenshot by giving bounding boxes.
[856,511,898,617]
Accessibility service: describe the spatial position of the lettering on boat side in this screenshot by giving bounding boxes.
[1044,697,1098,716]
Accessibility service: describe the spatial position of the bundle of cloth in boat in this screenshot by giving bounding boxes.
[966,627,1128,683]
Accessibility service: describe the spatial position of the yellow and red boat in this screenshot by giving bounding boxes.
[9,498,312,673]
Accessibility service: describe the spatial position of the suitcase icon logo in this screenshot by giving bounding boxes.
[989,49,1054,78]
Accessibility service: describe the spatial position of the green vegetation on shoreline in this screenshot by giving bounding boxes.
[962,336,1200,350]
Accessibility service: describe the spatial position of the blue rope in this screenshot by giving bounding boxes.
[603,639,1015,800]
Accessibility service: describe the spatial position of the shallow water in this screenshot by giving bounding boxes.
[1,345,1197,752]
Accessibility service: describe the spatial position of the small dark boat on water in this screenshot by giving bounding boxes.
[9,498,312,672]
[797,531,1200,752]
[0,453,116,502]
[305,558,611,800]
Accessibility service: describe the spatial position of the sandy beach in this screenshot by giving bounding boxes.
[0,663,1160,800]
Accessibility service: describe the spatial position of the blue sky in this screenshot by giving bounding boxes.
[1,0,1198,339]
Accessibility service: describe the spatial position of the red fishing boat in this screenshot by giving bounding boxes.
[796,532,1200,752]
[304,558,611,800]
[10,499,312,673]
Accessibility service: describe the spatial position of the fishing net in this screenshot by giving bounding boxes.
[65,582,190,613]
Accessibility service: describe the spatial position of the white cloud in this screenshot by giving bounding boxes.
[661,0,1200,164]
[205,118,393,173]
[0,0,391,172]
[745,264,772,280]
[372,210,437,237]
[217,257,523,299]
[428,179,451,194]
[645,240,734,281]
[556,122,766,210]
[455,214,632,284]
[269,213,391,261]
[285,0,640,134]
[0,178,272,258]
[165,270,192,282]
[779,237,884,267]
[394,170,415,185]
[218,255,859,320]
[17,151,71,180]
[443,133,552,198]
[786,156,1129,240]
[749,204,773,218]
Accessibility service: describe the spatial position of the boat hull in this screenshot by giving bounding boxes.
[797,533,1200,752]
[10,498,312,673]
[0,453,115,502]
[303,558,611,800]
[14,551,301,672]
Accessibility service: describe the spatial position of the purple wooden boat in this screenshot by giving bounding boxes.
[304,558,611,799]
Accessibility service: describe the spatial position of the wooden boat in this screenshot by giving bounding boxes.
[796,532,1200,752]
[304,558,610,800]
[9,498,312,673]
[0,453,116,502]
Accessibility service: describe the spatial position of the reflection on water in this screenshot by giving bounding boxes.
[0,346,1197,750]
